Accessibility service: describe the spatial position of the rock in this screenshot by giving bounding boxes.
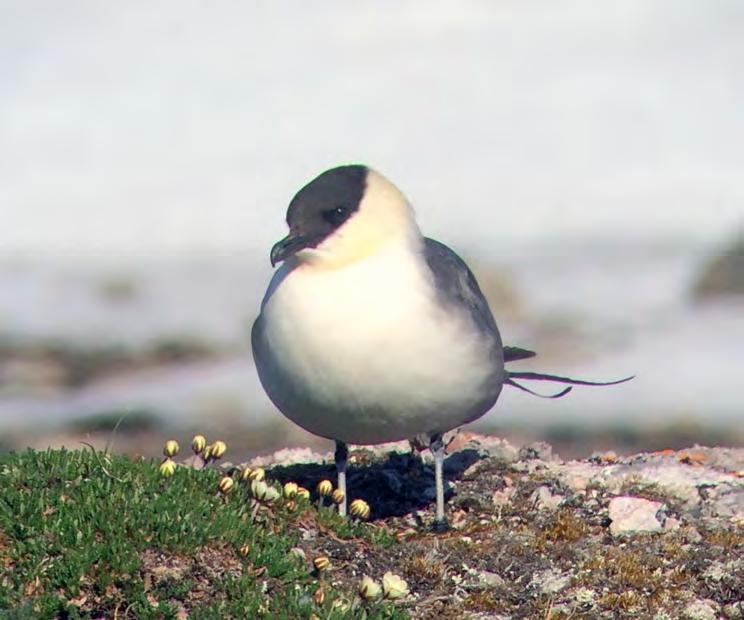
[247,446,331,468]
[549,447,744,519]
[530,568,570,595]
[477,570,505,588]
[662,516,680,532]
[519,442,554,462]
[491,485,514,507]
[564,474,589,492]
[681,599,719,620]
[709,485,744,520]
[477,436,520,462]
[608,496,663,536]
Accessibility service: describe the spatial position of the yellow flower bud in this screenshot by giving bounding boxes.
[159,458,177,477]
[163,439,180,457]
[239,466,253,481]
[316,480,333,497]
[218,476,235,494]
[238,544,250,557]
[358,575,382,600]
[349,499,370,520]
[285,499,297,512]
[382,572,408,599]
[296,487,311,500]
[331,489,345,505]
[313,556,331,572]
[313,588,325,605]
[283,482,298,498]
[191,434,207,454]
[248,467,265,482]
[209,440,227,459]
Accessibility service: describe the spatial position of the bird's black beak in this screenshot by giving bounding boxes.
[270,233,316,267]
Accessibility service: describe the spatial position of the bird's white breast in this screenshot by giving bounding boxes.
[253,240,498,444]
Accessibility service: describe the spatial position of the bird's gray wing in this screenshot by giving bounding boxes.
[423,238,633,400]
[422,237,502,354]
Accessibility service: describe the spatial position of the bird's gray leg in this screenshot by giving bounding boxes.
[335,440,348,517]
[430,433,449,531]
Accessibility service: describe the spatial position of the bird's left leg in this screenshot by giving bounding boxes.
[335,440,348,517]
[429,433,449,531]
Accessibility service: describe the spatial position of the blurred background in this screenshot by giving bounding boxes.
[1,1,742,459]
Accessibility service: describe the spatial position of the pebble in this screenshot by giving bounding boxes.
[681,599,720,620]
[478,570,505,588]
[608,496,663,536]
[491,485,514,507]
[530,568,570,594]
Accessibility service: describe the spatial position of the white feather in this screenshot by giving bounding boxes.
[253,237,497,444]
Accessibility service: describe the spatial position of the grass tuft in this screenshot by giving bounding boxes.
[0,448,405,619]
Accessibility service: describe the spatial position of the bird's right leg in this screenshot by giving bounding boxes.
[430,433,449,532]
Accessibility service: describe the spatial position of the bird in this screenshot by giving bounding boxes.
[251,164,631,528]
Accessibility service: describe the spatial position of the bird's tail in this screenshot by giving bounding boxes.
[503,346,633,399]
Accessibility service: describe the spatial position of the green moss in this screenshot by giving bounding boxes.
[0,448,405,619]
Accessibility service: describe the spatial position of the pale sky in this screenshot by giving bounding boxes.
[1,0,742,256]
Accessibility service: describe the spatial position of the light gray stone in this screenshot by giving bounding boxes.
[681,599,719,620]
[608,496,663,536]
[530,568,571,594]
[531,485,564,511]
[478,570,506,588]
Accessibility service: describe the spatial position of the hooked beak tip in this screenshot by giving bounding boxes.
[270,233,311,268]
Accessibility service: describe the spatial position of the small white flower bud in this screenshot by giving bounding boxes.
[358,575,381,600]
[382,572,408,599]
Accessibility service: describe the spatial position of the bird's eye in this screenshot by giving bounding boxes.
[322,205,350,226]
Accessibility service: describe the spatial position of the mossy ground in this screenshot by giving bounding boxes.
[0,449,404,619]
[0,446,741,619]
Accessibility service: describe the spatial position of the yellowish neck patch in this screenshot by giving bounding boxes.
[296,170,421,270]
